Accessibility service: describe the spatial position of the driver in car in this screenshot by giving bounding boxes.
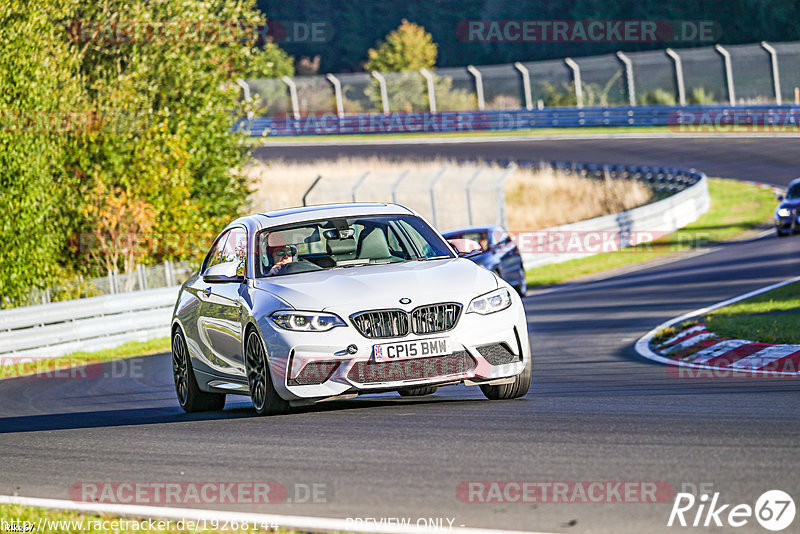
[267,244,296,276]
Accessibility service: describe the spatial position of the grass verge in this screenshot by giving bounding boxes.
[0,503,296,533]
[0,337,170,380]
[705,281,800,344]
[525,178,777,287]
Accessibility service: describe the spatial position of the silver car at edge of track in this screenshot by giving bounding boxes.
[171,202,532,415]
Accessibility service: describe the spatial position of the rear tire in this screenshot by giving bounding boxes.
[480,356,532,400]
[245,330,290,416]
[398,386,438,397]
[172,330,226,413]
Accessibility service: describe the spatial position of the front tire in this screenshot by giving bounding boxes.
[245,330,290,416]
[398,386,438,397]
[172,330,226,413]
[480,356,532,400]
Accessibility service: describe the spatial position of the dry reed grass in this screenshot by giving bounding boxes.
[244,157,652,230]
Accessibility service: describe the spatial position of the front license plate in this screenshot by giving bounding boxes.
[373,338,451,362]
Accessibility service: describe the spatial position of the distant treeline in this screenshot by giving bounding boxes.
[257,0,800,72]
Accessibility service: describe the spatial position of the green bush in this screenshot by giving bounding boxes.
[688,87,716,105]
[639,88,677,105]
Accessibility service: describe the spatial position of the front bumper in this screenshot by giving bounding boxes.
[257,303,530,402]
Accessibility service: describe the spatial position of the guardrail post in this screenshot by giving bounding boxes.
[137,264,147,291]
[325,73,345,118]
[616,51,636,106]
[761,41,782,105]
[514,62,533,110]
[496,163,517,228]
[419,68,437,113]
[371,72,390,114]
[465,169,483,226]
[281,76,301,120]
[107,269,115,295]
[466,65,485,111]
[564,58,583,108]
[350,171,371,202]
[428,167,448,228]
[665,48,686,106]
[302,175,323,206]
[714,44,736,105]
[390,170,409,204]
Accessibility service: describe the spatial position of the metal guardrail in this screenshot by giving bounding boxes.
[236,104,800,136]
[0,161,710,362]
[512,162,709,269]
[0,287,178,361]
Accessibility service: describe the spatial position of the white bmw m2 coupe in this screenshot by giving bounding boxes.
[171,203,531,415]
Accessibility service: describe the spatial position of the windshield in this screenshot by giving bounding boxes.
[786,183,800,200]
[256,214,455,277]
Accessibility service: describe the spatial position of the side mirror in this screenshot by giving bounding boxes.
[203,261,244,283]
[777,195,784,202]
[448,238,482,256]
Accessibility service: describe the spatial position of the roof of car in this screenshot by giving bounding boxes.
[442,224,505,235]
[248,202,417,228]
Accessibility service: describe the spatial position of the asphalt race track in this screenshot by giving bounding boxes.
[1,136,799,533]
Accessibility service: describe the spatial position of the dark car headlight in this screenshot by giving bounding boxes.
[270,311,346,332]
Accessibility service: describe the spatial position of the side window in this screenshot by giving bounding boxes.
[202,228,248,276]
[203,230,231,273]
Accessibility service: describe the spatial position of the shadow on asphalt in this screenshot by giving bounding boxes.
[0,395,490,434]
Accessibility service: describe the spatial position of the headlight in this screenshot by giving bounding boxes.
[466,288,512,315]
[270,311,346,332]
[777,208,792,217]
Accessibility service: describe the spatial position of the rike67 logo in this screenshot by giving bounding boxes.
[668,490,795,531]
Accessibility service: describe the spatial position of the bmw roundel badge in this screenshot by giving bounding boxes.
[399,297,412,304]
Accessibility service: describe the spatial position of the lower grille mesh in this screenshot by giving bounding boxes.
[347,352,476,384]
[476,343,519,365]
[289,361,340,386]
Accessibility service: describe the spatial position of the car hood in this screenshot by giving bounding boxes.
[252,258,498,312]
[778,199,800,210]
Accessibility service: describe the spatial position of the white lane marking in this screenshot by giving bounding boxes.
[634,275,800,376]
[0,495,554,534]
[683,340,750,364]
[730,345,800,370]
[257,132,800,147]
[661,325,707,346]
[662,333,716,355]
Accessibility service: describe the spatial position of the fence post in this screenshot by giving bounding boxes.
[281,76,301,120]
[350,171,371,202]
[616,51,636,106]
[371,72,390,114]
[428,167,448,229]
[302,175,323,206]
[235,79,254,135]
[165,260,174,287]
[419,68,437,113]
[108,269,115,295]
[465,169,483,226]
[137,264,146,291]
[325,73,345,118]
[466,65,485,111]
[496,163,517,228]
[665,48,686,106]
[714,44,736,105]
[390,170,409,204]
[514,62,533,110]
[564,58,583,108]
[760,42,782,105]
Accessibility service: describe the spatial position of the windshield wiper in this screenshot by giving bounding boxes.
[410,255,451,262]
